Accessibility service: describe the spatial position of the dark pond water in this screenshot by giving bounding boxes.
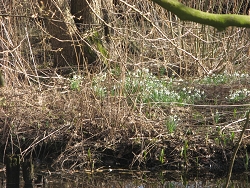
[1,168,250,188]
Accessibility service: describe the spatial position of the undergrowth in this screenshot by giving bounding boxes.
[0,0,250,172]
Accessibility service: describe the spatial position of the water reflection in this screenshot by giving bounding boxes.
[1,169,250,188]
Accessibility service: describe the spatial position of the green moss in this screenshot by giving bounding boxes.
[86,31,109,65]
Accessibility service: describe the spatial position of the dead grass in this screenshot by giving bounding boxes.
[1,0,250,172]
[0,75,249,171]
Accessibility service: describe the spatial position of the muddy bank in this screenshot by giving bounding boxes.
[1,118,250,174]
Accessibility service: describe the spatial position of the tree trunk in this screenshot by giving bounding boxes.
[40,0,114,69]
[5,154,20,188]
[71,0,93,31]
[40,0,82,68]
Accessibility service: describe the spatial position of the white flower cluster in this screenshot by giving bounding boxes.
[92,69,205,103]
[201,72,249,85]
[182,87,205,101]
[72,74,84,80]
[232,72,249,78]
[125,69,179,102]
[226,89,250,101]
[69,74,84,91]
[92,73,108,97]
[201,74,229,84]
[169,114,178,122]
[125,69,204,103]
[165,115,179,133]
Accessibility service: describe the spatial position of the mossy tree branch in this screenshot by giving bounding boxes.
[150,0,250,31]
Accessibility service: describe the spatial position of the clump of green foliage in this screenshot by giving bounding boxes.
[198,72,249,85]
[70,74,83,91]
[165,115,178,134]
[199,74,231,85]
[92,68,205,105]
[226,89,250,102]
[85,31,109,65]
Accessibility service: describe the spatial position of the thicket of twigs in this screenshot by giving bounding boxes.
[0,0,250,171]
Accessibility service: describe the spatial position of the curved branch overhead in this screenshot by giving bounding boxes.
[150,0,250,31]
